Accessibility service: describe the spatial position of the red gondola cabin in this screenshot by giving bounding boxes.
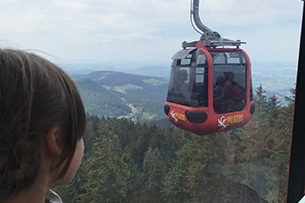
[164,42,255,135]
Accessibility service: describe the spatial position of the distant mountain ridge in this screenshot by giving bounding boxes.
[70,62,296,122]
[65,62,296,98]
[72,71,168,122]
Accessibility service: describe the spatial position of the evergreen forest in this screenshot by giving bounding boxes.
[54,85,294,203]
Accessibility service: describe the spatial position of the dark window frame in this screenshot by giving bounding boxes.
[286,2,305,202]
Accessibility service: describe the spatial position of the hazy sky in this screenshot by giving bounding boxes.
[0,0,303,67]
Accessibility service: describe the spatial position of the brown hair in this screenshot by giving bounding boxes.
[0,49,86,201]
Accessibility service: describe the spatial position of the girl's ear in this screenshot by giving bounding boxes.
[45,127,62,156]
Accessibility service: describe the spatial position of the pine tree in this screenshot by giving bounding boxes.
[80,119,130,203]
[143,147,163,198]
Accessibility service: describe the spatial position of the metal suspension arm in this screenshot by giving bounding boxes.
[192,0,220,40]
[183,0,245,48]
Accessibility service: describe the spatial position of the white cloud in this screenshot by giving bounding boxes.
[0,0,302,65]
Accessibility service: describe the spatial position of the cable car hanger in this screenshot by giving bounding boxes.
[164,0,254,135]
[182,0,246,48]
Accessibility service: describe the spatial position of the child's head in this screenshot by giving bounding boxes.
[0,49,86,201]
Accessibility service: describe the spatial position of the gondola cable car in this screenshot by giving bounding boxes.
[164,0,255,135]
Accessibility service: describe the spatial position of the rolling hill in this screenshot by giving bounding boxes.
[72,71,169,122]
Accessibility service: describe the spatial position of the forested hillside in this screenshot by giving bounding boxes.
[73,71,168,122]
[54,85,294,203]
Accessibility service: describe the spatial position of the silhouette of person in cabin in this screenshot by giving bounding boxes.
[223,71,244,112]
[173,69,191,100]
[214,75,226,101]
[213,75,226,113]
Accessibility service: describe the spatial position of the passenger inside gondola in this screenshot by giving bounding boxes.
[214,72,246,113]
[173,69,191,100]
[223,71,245,112]
[214,76,225,101]
[213,75,226,113]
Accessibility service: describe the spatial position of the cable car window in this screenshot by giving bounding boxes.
[196,67,204,83]
[212,51,246,64]
[179,54,192,66]
[212,52,226,64]
[212,51,247,113]
[227,56,240,64]
[194,66,208,106]
[166,50,208,107]
[196,50,207,66]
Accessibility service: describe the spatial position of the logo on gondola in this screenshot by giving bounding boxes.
[170,111,186,122]
[218,114,244,130]
[218,116,229,130]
